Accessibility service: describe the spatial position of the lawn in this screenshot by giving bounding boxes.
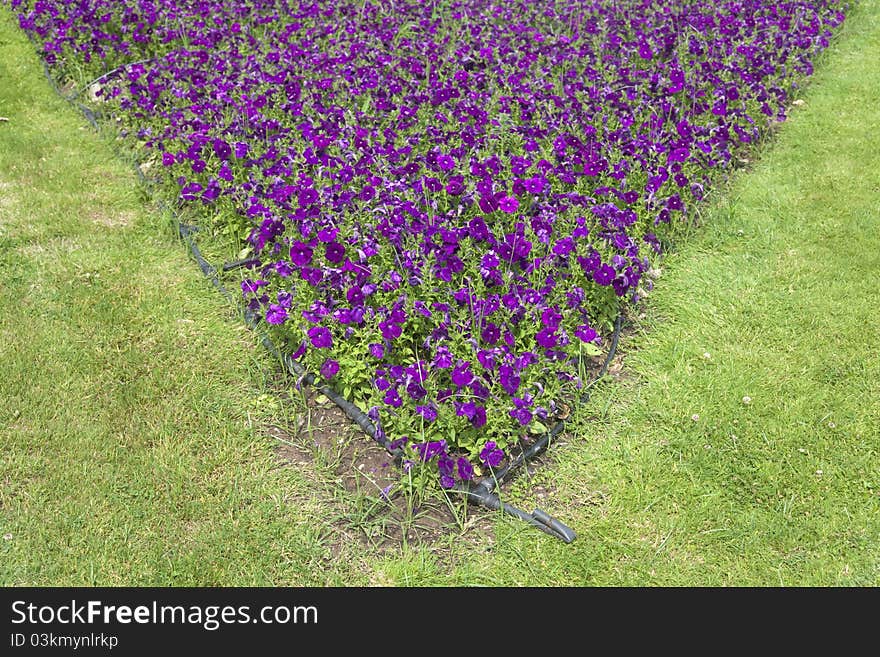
[0,7,375,585]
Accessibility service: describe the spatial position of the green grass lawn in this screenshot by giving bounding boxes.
[435,1,880,586]
[0,9,380,586]
[1,2,878,587]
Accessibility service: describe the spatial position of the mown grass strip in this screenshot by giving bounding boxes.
[0,10,371,586]
[425,0,879,586]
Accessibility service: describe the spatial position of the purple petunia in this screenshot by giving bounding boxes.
[320,358,339,379]
[445,176,465,195]
[510,406,533,426]
[324,242,345,264]
[457,457,474,481]
[413,440,447,462]
[593,264,616,286]
[212,138,231,161]
[479,441,504,468]
[308,326,332,349]
[265,304,288,325]
[451,362,474,387]
[481,322,500,345]
[436,154,455,171]
[379,320,402,341]
[498,196,519,213]
[575,325,598,343]
[416,404,438,422]
[499,365,520,396]
[536,328,558,349]
[290,242,313,267]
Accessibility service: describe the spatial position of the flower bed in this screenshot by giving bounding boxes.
[9,0,851,488]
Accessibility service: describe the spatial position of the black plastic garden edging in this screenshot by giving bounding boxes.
[36,51,625,544]
[192,224,625,542]
[177,221,623,543]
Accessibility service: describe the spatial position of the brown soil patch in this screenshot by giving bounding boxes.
[268,386,496,552]
[262,312,632,551]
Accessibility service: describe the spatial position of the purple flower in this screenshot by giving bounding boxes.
[479,441,504,468]
[541,308,562,330]
[451,362,474,387]
[498,196,519,213]
[290,242,313,267]
[416,405,438,422]
[531,174,550,193]
[424,177,442,192]
[324,241,345,264]
[481,323,500,345]
[413,440,447,462]
[478,194,500,213]
[510,406,533,426]
[320,358,339,379]
[471,405,487,428]
[438,454,455,476]
[436,154,455,171]
[553,237,575,257]
[456,401,477,421]
[212,138,231,161]
[298,188,318,206]
[379,320,402,341]
[308,326,333,349]
[499,365,520,396]
[346,286,364,305]
[667,147,690,164]
[318,228,338,243]
[445,176,465,195]
[406,381,427,400]
[384,388,402,407]
[457,458,474,481]
[275,261,292,277]
[301,268,323,287]
[368,343,384,359]
[575,325,598,343]
[579,251,600,274]
[241,279,267,295]
[434,347,453,369]
[265,304,288,325]
[593,264,616,286]
[536,328,558,348]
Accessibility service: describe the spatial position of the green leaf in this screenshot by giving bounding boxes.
[530,420,549,435]
[582,342,602,357]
